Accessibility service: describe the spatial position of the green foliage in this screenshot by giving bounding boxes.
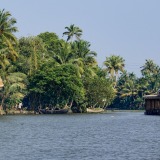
[38,32,59,56]
[53,40,73,64]
[140,59,160,94]
[28,64,85,110]
[2,9,160,112]
[84,77,115,108]
[95,67,108,78]
[0,70,27,109]
[110,72,144,110]
[18,36,46,75]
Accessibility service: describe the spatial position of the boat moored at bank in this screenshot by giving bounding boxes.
[144,91,160,115]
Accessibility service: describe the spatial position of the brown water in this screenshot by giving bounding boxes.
[0,112,160,160]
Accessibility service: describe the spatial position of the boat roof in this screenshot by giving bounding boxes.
[144,95,160,99]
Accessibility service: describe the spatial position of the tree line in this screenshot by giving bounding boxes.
[0,9,160,112]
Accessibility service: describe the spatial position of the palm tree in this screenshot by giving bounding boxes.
[71,40,97,77]
[152,66,160,92]
[63,24,82,42]
[0,9,18,42]
[141,60,160,93]
[118,72,140,109]
[53,40,73,64]
[141,59,156,76]
[104,55,125,82]
[0,9,18,67]
[72,40,97,62]
[53,40,84,77]
[120,79,138,98]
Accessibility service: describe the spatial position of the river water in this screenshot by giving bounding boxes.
[0,111,160,160]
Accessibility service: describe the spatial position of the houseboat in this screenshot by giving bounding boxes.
[144,92,160,115]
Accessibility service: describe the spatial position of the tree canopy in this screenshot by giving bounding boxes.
[1,9,160,112]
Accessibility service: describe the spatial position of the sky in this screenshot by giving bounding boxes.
[1,0,160,77]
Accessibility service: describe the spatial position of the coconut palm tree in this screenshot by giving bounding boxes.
[53,40,73,64]
[71,40,97,77]
[141,60,160,93]
[104,55,125,81]
[0,9,18,42]
[63,24,82,42]
[117,72,140,109]
[120,79,138,98]
[0,9,18,66]
[72,40,97,62]
[141,59,156,77]
[53,40,84,77]
[152,66,160,92]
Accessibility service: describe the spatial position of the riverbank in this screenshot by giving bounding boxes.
[0,108,105,115]
[0,110,6,115]
[0,108,144,115]
[0,109,35,115]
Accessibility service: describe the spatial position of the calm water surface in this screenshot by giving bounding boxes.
[0,112,160,160]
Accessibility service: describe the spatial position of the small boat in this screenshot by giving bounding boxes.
[39,108,68,114]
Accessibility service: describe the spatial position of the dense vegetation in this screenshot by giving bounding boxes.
[0,9,160,112]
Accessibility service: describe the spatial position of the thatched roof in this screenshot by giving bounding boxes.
[0,77,4,88]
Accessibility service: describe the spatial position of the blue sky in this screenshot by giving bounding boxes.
[1,0,160,76]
